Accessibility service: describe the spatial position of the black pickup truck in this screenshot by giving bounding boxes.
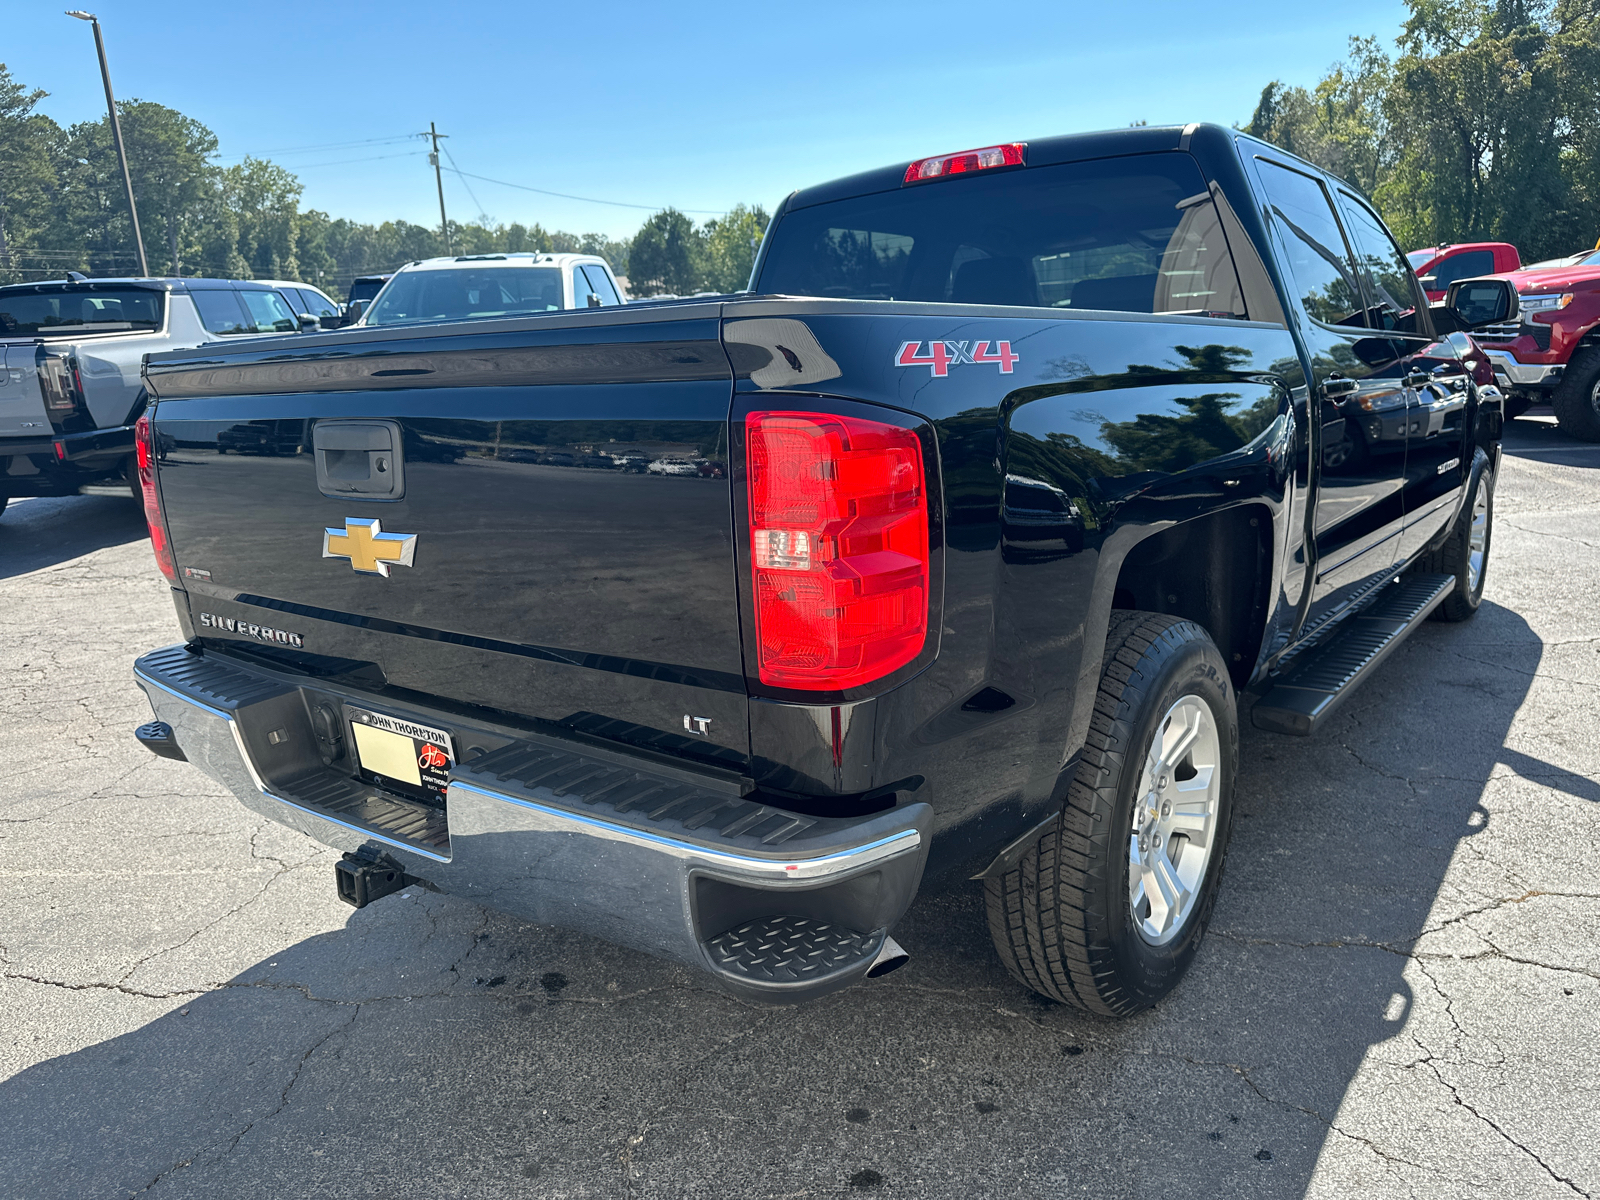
[131,124,1517,1014]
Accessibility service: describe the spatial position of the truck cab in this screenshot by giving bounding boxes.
[1407,242,1521,303]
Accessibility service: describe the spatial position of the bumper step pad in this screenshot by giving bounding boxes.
[1252,572,1454,736]
[706,915,878,983]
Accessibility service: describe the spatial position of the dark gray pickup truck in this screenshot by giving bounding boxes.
[131,124,1517,1013]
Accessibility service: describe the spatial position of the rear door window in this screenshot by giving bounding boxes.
[756,153,1248,318]
[190,289,252,336]
[1253,158,1364,326]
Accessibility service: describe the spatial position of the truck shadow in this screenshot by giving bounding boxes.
[0,603,1556,1199]
[0,494,148,579]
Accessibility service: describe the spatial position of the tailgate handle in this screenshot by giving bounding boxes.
[314,419,405,500]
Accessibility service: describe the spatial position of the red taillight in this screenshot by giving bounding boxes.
[135,414,178,584]
[904,142,1025,184]
[746,411,929,691]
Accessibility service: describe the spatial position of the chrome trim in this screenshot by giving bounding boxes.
[134,665,451,863]
[448,779,922,882]
[1483,352,1561,386]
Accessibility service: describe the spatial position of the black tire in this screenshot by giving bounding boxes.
[1418,448,1493,622]
[1551,346,1600,442]
[984,612,1238,1016]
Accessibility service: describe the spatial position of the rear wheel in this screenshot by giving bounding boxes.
[1551,346,1600,442]
[984,612,1237,1016]
[1418,448,1493,622]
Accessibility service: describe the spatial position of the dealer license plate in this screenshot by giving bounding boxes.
[345,706,455,801]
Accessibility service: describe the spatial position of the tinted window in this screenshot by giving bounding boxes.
[1254,159,1363,326]
[0,287,164,335]
[757,154,1248,318]
[1337,193,1429,335]
[1427,250,1494,290]
[364,267,566,326]
[191,289,251,336]
[238,289,300,333]
[581,264,621,306]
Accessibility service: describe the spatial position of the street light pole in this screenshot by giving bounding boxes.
[66,11,148,277]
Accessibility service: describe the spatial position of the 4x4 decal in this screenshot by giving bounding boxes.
[895,339,1018,378]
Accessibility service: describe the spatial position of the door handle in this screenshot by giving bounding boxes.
[1322,376,1359,398]
[1402,370,1431,388]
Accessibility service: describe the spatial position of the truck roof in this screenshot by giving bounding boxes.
[0,277,292,295]
[391,253,610,273]
[787,123,1245,212]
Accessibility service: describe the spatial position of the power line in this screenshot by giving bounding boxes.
[440,144,487,223]
[284,151,428,170]
[440,165,723,215]
[212,133,423,161]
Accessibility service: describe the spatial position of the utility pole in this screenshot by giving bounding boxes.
[426,122,451,255]
[66,11,148,277]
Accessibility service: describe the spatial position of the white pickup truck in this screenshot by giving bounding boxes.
[0,277,314,517]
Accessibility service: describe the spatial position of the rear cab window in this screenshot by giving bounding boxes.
[0,286,165,336]
[755,153,1249,319]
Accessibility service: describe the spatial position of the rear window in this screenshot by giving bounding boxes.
[1425,250,1494,290]
[755,153,1248,318]
[364,267,566,326]
[0,287,164,335]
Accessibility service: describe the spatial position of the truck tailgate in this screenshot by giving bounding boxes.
[0,344,50,439]
[145,315,748,767]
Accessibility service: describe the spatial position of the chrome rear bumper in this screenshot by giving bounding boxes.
[134,644,930,1002]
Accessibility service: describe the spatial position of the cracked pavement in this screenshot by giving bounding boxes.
[2,412,1597,1199]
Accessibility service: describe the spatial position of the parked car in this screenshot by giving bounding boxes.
[1406,242,1521,303]
[647,457,699,476]
[1471,247,1600,431]
[0,277,315,517]
[357,254,624,328]
[133,123,1515,1014]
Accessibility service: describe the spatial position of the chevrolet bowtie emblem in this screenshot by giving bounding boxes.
[322,517,418,577]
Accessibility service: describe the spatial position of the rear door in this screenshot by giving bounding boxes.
[148,310,750,769]
[1249,155,1410,618]
[1334,190,1468,565]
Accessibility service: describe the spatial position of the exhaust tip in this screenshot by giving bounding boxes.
[865,935,909,979]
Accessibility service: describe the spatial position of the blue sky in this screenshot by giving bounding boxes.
[7,0,1412,240]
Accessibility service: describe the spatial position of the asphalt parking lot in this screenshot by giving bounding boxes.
[2,412,1597,1200]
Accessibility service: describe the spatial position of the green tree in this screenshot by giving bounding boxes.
[627,208,702,295]
[0,64,66,283]
[699,203,769,293]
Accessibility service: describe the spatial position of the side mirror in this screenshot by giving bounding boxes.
[586,292,603,308]
[344,299,369,325]
[298,313,320,331]
[319,314,342,330]
[1443,277,1519,330]
[1417,275,1437,289]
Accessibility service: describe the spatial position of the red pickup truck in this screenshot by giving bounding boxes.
[1406,243,1521,303]
[1470,248,1600,435]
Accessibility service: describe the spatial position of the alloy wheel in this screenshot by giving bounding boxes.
[1128,695,1222,946]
